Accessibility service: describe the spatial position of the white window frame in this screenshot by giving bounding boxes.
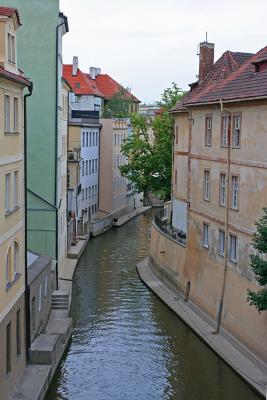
[221,116,230,147]
[203,170,210,201]
[14,97,18,132]
[233,115,241,148]
[219,173,226,206]
[229,234,238,263]
[5,95,10,132]
[14,170,18,208]
[205,115,212,146]
[5,173,11,212]
[231,175,239,209]
[38,284,42,311]
[202,223,209,248]
[217,229,225,255]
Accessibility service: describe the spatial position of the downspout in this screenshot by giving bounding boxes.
[55,20,65,289]
[24,81,33,361]
[216,98,231,332]
[98,122,102,214]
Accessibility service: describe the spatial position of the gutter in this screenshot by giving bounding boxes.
[55,18,67,289]
[171,95,267,112]
[24,81,33,361]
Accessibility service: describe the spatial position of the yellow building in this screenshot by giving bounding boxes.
[150,42,267,366]
[0,7,31,399]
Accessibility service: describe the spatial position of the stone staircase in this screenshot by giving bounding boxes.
[51,290,70,310]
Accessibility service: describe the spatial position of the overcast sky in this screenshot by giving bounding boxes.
[60,0,267,103]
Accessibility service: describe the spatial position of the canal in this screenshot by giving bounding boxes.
[46,210,261,400]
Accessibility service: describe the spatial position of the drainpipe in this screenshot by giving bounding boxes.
[216,98,231,332]
[24,81,33,361]
[55,20,66,289]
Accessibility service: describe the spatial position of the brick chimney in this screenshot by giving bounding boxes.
[199,42,214,82]
[72,56,78,76]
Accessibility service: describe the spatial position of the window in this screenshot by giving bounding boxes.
[90,132,92,146]
[205,116,212,146]
[115,133,117,146]
[221,116,230,147]
[202,223,209,247]
[91,205,94,215]
[95,185,97,197]
[14,242,19,275]
[82,189,84,201]
[95,204,97,213]
[93,132,95,146]
[229,234,238,262]
[5,173,11,212]
[174,169,177,185]
[95,159,98,173]
[85,160,88,175]
[6,247,12,283]
[219,173,226,206]
[86,132,89,147]
[38,284,42,311]
[5,95,10,132]
[96,132,98,146]
[16,309,21,356]
[231,175,239,209]
[175,125,178,145]
[218,229,225,255]
[89,186,91,198]
[82,132,85,147]
[8,33,15,63]
[14,97,18,132]
[233,115,241,147]
[203,170,210,201]
[85,188,87,199]
[14,170,18,208]
[6,322,11,374]
[89,160,91,174]
[92,159,95,174]
[82,161,85,176]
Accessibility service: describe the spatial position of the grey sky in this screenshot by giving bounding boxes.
[60,0,267,103]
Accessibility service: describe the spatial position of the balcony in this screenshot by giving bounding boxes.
[154,210,186,246]
[69,110,100,125]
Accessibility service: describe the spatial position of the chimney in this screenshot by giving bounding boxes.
[72,56,78,76]
[198,42,214,82]
[89,67,101,80]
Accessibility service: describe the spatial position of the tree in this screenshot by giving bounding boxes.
[247,208,267,312]
[103,87,132,118]
[158,82,185,110]
[120,83,186,203]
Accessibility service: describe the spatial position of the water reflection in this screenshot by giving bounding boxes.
[46,210,261,400]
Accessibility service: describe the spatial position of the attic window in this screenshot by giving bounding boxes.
[76,83,80,88]
[253,60,267,73]
[8,33,15,64]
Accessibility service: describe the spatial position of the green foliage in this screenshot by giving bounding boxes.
[158,82,186,110]
[247,208,267,312]
[119,83,186,203]
[103,87,132,118]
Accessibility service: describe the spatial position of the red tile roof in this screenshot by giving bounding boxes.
[63,65,104,97]
[171,48,267,111]
[0,66,31,87]
[0,7,21,26]
[94,74,140,103]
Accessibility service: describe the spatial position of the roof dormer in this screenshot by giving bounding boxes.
[0,7,21,74]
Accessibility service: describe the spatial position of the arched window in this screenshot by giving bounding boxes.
[14,242,19,276]
[6,246,12,283]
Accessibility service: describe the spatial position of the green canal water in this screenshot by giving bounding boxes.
[46,210,262,400]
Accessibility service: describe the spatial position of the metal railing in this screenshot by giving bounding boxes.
[154,210,186,246]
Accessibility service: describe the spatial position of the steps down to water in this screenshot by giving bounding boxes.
[51,291,70,310]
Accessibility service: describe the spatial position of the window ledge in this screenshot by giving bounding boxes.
[6,273,21,291]
[4,131,20,135]
[5,206,20,217]
[202,244,209,249]
[229,259,238,265]
[230,207,239,212]
[219,203,226,208]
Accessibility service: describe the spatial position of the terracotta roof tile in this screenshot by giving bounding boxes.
[0,66,30,87]
[94,74,140,103]
[171,48,267,111]
[63,65,104,97]
[0,7,21,26]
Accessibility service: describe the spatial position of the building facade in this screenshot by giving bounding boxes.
[5,0,69,276]
[150,42,267,363]
[0,7,31,399]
